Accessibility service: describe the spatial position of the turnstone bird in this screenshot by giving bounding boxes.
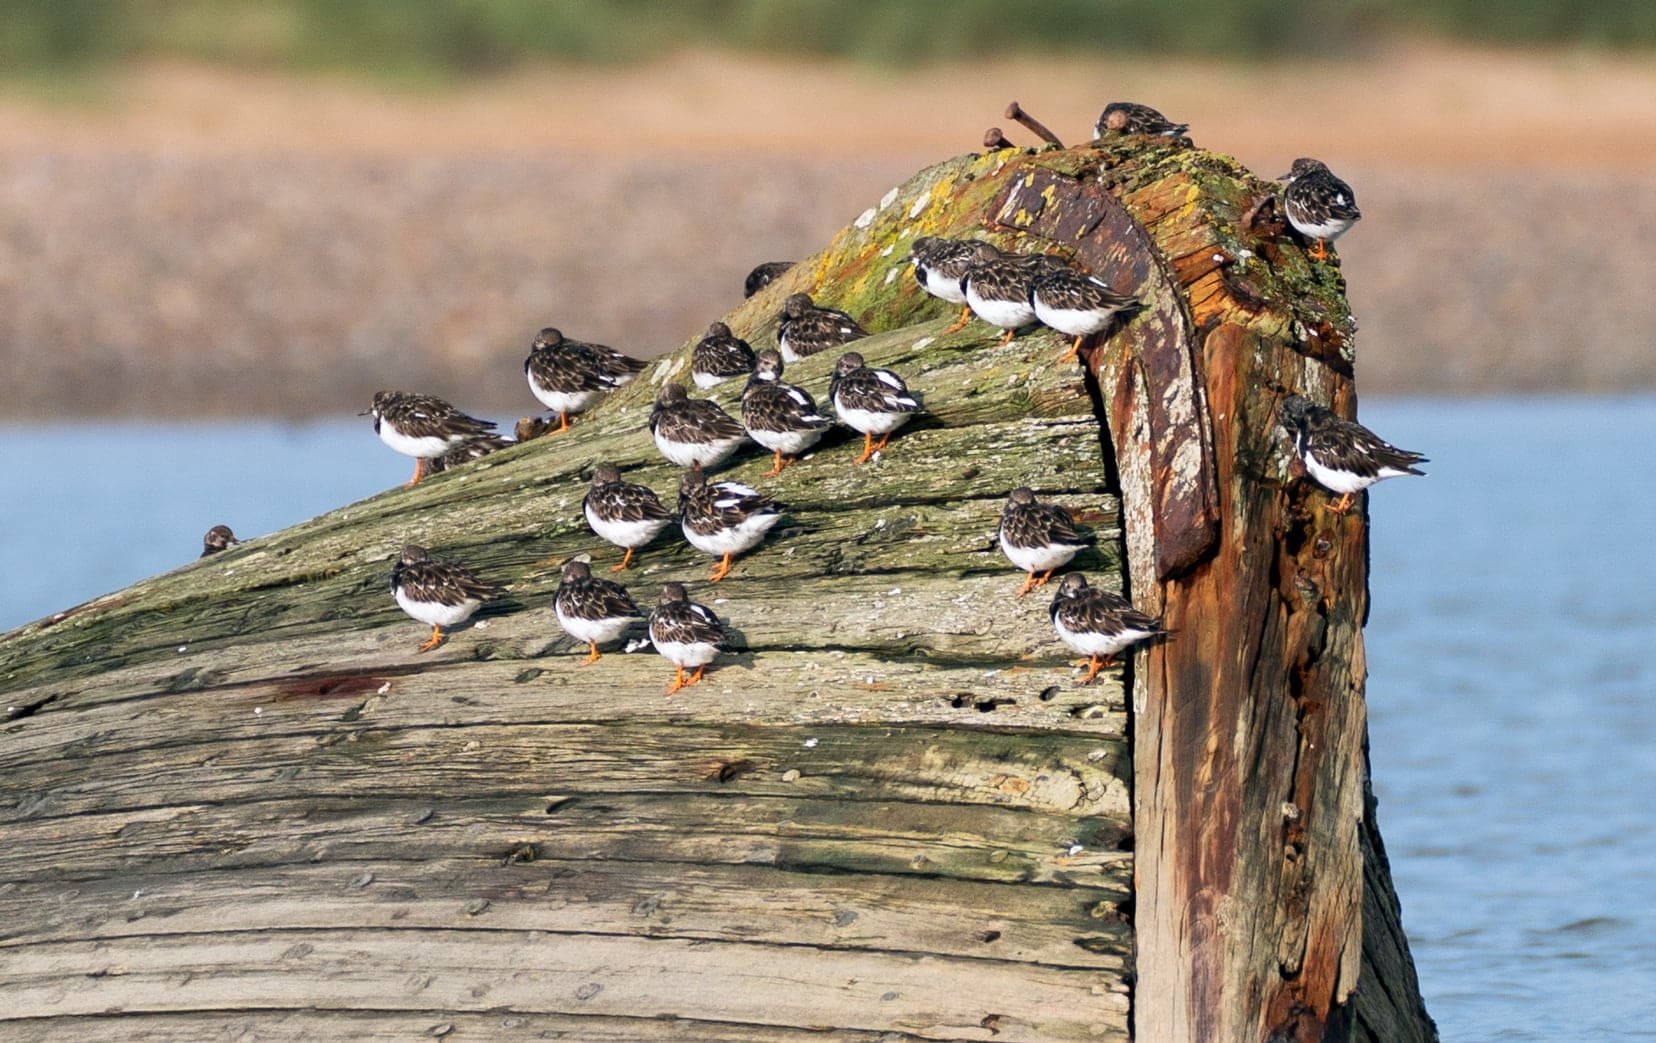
[1279,395,1427,513]
[364,391,497,486]
[524,327,647,433]
[777,293,868,363]
[1092,102,1188,139]
[909,236,982,334]
[690,321,758,389]
[961,241,1071,345]
[740,349,832,476]
[829,351,923,464]
[650,384,748,471]
[424,433,514,475]
[998,488,1091,597]
[553,560,644,664]
[649,582,726,694]
[200,524,240,557]
[389,544,502,652]
[678,469,784,583]
[1277,158,1361,262]
[1049,573,1168,684]
[744,260,794,298]
[583,463,674,571]
[1030,267,1141,362]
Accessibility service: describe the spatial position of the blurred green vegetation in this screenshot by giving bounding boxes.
[3,0,1653,79]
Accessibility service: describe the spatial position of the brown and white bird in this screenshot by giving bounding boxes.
[363,391,497,486]
[909,236,983,333]
[1277,158,1362,262]
[582,463,674,571]
[1092,101,1188,139]
[1029,268,1140,362]
[961,241,1072,344]
[553,560,644,664]
[1049,573,1167,684]
[997,488,1092,597]
[200,525,241,557]
[740,349,832,476]
[744,260,794,298]
[649,383,749,471]
[524,327,646,433]
[829,351,923,464]
[691,321,758,389]
[648,582,726,695]
[389,544,502,652]
[777,293,868,362]
[1279,395,1426,513]
[678,470,784,583]
[424,433,514,475]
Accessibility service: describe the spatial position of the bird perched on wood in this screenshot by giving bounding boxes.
[363,391,497,487]
[1029,267,1141,363]
[553,560,644,665]
[389,544,502,652]
[650,383,749,471]
[1049,573,1167,684]
[744,260,794,298]
[583,463,674,571]
[678,470,784,584]
[998,488,1092,597]
[829,351,923,464]
[1093,101,1188,139]
[200,525,241,557]
[649,582,726,694]
[1277,158,1361,262]
[1279,395,1427,513]
[524,327,646,433]
[690,321,758,389]
[741,349,832,476]
[777,293,868,362]
[961,241,1072,345]
[909,236,983,334]
[424,433,514,475]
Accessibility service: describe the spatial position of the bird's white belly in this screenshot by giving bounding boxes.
[1304,454,1378,495]
[556,605,634,646]
[528,378,603,416]
[585,505,671,549]
[1054,617,1150,659]
[683,513,781,557]
[653,638,718,668]
[920,268,968,304]
[966,287,1036,329]
[835,403,911,436]
[378,425,455,459]
[395,589,480,628]
[691,370,727,389]
[748,426,824,455]
[1033,300,1116,337]
[654,430,744,469]
[1000,533,1081,573]
[1290,215,1355,240]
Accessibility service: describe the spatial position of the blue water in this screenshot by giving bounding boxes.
[2,398,1653,1037]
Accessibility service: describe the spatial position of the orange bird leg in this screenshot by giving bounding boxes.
[581,641,601,665]
[552,411,572,433]
[1015,572,1038,597]
[762,449,789,478]
[708,553,734,584]
[1329,492,1355,514]
[665,663,687,695]
[417,624,443,652]
[1058,335,1084,364]
[943,306,972,334]
[609,547,636,572]
[1310,239,1329,262]
[405,458,425,487]
[855,432,876,465]
[999,327,1017,346]
[1079,654,1107,685]
[871,432,893,455]
[1022,568,1055,596]
[683,665,707,688]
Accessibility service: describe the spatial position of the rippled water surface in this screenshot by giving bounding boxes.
[3,398,1654,1037]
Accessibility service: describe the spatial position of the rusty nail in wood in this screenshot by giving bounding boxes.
[982,127,1015,150]
[1004,101,1063,148]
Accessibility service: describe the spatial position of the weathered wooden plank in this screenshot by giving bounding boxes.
[0,857,1129,970]
[1,930,1128,1042]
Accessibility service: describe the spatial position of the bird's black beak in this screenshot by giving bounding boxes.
[357,408,372,416]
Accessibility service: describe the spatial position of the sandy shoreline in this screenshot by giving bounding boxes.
[2,46,1652,416]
